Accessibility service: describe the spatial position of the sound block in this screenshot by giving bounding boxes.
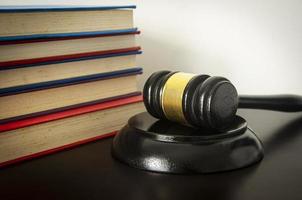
[112,112,264,174]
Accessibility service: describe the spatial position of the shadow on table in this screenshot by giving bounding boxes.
[265,115,302,154]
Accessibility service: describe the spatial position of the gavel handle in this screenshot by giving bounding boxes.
[238,95,302,112]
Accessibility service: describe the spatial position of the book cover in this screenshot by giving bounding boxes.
[0,30,140,45]
[0,5,136,12]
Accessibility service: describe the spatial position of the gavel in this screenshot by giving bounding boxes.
[113,70,302,173]
[143,70,302,130]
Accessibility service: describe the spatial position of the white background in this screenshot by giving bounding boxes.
[1,0,301,95]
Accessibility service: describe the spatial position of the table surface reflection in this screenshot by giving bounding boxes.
[1,109,302,200]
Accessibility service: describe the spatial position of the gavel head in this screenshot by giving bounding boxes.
[143,71,239,130]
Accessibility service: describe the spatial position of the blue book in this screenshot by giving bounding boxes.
[0,5,137,41]
[0,67,142,96]
[0,5,136,12]
[0,67,142,123]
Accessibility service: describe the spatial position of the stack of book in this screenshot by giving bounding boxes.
[0,5,144,167]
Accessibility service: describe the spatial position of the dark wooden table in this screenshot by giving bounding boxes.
[1,109,302,200]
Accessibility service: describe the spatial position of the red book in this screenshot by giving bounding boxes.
[0,95,144,168]
[0,47,141,69]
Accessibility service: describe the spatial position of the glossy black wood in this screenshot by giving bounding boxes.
[1,109,302,200]
[152,71,176,119]
[112,112,263,174]
[143,70,170,118]
[194,76,238,129]
[143,71,239,130]
[239,94,302,111]
[183,74,210,126]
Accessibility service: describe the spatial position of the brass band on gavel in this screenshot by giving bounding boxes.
[143,71,239,130]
